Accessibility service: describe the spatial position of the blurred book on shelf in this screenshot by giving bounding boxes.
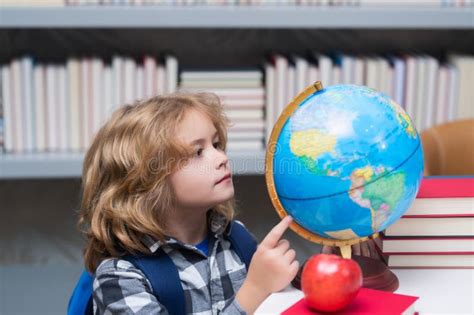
[180,69,265,151]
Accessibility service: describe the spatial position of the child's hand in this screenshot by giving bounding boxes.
[246,216,300,295]
[235,216,299,313]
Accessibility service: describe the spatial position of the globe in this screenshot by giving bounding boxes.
[265,82,424,247]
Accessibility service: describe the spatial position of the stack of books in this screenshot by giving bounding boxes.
[179,70,265,152]
[0,55,178,153]
[264,53,473,141]
[377,176,474,269]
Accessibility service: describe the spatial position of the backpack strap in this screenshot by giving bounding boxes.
[66,220,256,315]
[228,220,257,270]
[85,294,93,315]
[67,270,94,315]
[123,248,186,315]
[121,220,256,315]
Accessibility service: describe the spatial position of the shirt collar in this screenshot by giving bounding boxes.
[143,211,231,254]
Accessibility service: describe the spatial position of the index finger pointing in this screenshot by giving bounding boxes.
[260,216,293,248]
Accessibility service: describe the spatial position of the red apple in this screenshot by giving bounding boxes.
[301,253,362,312]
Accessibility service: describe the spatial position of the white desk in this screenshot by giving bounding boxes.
[255,269,474,315]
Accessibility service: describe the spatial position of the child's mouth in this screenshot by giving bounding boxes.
[216,173,231,184]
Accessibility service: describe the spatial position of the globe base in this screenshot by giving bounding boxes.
[292,255,399,292]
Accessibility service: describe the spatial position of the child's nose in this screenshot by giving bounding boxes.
[214,149,229,169]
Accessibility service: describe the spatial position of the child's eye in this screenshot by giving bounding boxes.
[195,148,203,157]
[213,142,222,149]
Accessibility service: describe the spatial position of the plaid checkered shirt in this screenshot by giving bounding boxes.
[92,214,253,315]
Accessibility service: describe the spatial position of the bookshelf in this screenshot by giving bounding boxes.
[0,7,473,315]
[0,6,472,179]
[0,150,266,178]
[0,6,472,29]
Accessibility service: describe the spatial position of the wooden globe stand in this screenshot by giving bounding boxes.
[265,81,399,293]
[290,244,399,293]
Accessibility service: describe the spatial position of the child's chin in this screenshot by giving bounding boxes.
[215,189,235,204]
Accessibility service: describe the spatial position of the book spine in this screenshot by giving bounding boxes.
[402,214,474,218]
[157,63,166,95]
[388,264,474,269]
[384,252,474,255]
[91,58,103,136]
[58,65,68,152]
[265,62,275,143]
[34,65,47,152]
[165,55,178,93]
[112,56,124,107]
[80,59,89,150]
[11,60,23,153]
[144,56,157,98]
[103,66,114,121]
[417,177,474,198]
[46,64,58,152]
[136,65,145,100]
[67,59,80,152]
[21,57,35,152]
[1,66,13,152]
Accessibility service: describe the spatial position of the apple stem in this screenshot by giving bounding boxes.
[339,245,352,259]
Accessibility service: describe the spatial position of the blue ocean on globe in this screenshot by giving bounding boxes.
[272,84,424,240]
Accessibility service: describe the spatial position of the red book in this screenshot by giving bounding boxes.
[417,176,474,198]
[401,176,474,218]
[281,288,418,315]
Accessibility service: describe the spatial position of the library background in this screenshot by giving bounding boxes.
[0,1,473,315]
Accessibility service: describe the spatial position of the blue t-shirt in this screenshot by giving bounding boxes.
[195,235,209,256]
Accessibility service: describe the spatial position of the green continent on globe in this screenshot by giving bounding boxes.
[298,156,338,176]
[349,166,406,232]
[362,172,406,212]
[290,129,338,175]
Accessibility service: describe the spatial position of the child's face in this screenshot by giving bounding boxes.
[170,109,234,212]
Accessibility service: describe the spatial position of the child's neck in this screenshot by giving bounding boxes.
[166,207,208,245]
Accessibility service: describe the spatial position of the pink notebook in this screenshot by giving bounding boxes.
[281,288,419,315]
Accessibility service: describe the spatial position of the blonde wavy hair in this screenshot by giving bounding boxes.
[78,93,235,272]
